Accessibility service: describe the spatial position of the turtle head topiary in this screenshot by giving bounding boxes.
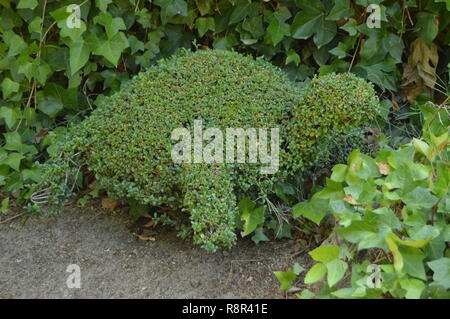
[285,72,380,172]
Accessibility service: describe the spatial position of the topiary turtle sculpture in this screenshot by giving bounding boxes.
[37,49,379,251]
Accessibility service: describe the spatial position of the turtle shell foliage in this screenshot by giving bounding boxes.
[48,49,380,251]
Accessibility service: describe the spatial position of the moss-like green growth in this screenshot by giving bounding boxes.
[285,72,380,172]
[39,50,379,251]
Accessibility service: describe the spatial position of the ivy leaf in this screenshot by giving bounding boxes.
[304,263,327,284]
[267,17,290,46]
[1,78,19,99]
[309,245,340,263]
[399,247,426,280]
[229,0,252,25]
[240,205,264,237]
[67,38,91,75]
[337,212,391,250]
[17,0,38,9]
[402,187,438,209]
[195,0,213,16]
[93,12,127,39]
[285,49,300,66]
[416,12,439,46]
[331,164,347,182]
[3,131,22,152]
[96,0,112,12]
[329,42,348,59]
[154,0,188,25]
[128,35,145,54]
[242,15,264,38]
[326,259,348,287]
[427,258,450,289]
[0,106,18,129]
[292,197,328,224]
[326,0,354,21]
[251,227,269,244]
[274,268,297,291]
[195,17,215,37]
[293,263,305,275]
[22,168,42,182]
[340,18,358,36]
[93,32,129,66]
[399,278,426,299]
[5,152,24,171]
[291,10,322,40]
[32,61,52,86]
[37,83,78,118]
[383,33,404,63]
[2,30,27,57]
[291,9,336,48]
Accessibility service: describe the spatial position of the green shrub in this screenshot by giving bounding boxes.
[37,49,380,251]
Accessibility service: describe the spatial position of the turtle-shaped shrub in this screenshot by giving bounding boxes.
[39,49,379,251]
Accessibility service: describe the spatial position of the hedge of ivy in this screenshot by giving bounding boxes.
[0,0,449,197]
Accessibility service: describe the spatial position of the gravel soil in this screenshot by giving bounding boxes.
[0,202,313,299]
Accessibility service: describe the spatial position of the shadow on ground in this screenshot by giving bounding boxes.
[0,204,312,298]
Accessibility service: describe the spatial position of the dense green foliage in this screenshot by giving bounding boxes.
[286,72,380,172]
[1,0,449,199]
[36,50,379,251]
[276,104,449,298]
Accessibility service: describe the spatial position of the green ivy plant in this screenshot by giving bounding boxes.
[276,104,449,298]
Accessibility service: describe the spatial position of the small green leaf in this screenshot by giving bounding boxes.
[309,245,340,263]
[93,32,129,66]
[93,12,126,39]
[274,269,297,291]
[229,0,252,24]
[292,197,328,224]
[5,152,24,171]
[195,17,215,37]
[17,0,38,9]
[251,227,269,244]
[267,17,290,46]
[304,263,327,284]
[427,258,450,289]
[1,78,19,98]
[326,259,348,287]
[1,197,9,214]
[241,205,264,237]
[293,262,305,275]
[403,187,438,210]
[0,106,18,129]
[331,164,347,182]
[399,278,426,299]
[68,38,91,75]
[416,12,439,45]
[285,49,300,66]
[96,0,112,12]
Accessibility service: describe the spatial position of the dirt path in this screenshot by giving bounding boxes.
[0,203,312,298]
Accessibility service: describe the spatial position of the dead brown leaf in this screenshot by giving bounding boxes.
[133,233,156,241]
[35,128,49,144]
[377,162,390,175]
[143,220,155,228]
[101,197,118,211]
[343,194,354,204]
[401,38,438,102]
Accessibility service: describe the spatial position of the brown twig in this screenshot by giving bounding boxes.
[0,212,27,224]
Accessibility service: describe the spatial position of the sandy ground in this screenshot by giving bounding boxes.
[0,203,313,299]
